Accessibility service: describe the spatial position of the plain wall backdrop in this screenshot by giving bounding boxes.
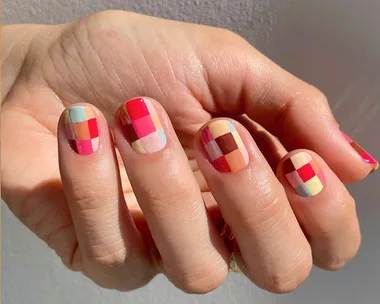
[2,0,380,303]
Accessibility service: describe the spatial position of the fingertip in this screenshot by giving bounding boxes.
[276,149,326,198]
[58,103,103,156]
[113,97,169,155]
[340,130,378,181]
[194,118,250,173]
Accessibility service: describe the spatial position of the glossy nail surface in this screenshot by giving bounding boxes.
[119,98,167,153]
[283,152,324,197]
[341,131,378,173]
[65,106,99,155]
[201,120,249,172]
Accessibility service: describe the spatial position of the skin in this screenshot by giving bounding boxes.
[1,10,373,293]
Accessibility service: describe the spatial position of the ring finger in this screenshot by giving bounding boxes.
[194,118,312,293]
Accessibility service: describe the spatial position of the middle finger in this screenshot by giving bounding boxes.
[112,97,229,293]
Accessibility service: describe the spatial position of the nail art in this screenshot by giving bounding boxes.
[201,120,249,172]
[65,106,99,155]
[341,131,378,173]
[119,98,167,153]
[283,152,324,197]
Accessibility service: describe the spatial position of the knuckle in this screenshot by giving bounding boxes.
[217,28,244,42]
[282,86,331,126]
[255,179,284,211]
[308,86,328,104]
[320,257,349,271]
[289,85,328,110]
[170,262,228,294]
[318,242,360,271]
[314,209,361,271]
[262,274,300,294]
[176,270,227,294]
[87,9,123,21]
[85,247,128,269]
[261,256,312,293]
[143,173,198,209]
[240,181,287,229]
[252,249,312,294]
[68,179,115,211]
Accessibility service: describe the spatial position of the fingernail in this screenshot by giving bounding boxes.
[283,152,324,197]
[201,120,249,172]
[119,97,167,153]
[65,106,99,155]
[341,131,378,173]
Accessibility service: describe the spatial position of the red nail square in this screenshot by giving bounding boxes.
[88,118,99,138]
[125,98,150,120]
[297,163,316,182]
[211,156,231,172]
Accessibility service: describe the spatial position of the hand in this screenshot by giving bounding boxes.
[1,11,377,293]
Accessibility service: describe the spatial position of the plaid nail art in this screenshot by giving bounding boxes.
[119,98,167,154]
[65,106,99,155]
[201,120,249,172]
[283,152,324,197]
[341,131,378,173]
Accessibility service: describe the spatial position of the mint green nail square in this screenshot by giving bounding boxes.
[157,128,167,145]
[69,106,87,123]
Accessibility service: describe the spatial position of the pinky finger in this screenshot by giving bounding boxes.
[276,150,361,270]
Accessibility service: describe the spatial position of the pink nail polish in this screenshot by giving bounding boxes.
[118,98,167,154]
[65,106,99,155]
[341,131,378,173]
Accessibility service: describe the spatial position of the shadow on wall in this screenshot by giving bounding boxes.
[265,0,380,132]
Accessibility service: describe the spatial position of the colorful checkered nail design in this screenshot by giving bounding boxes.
[283,152,324,197]
[341,131,378,173]
[65,106,99,155]
[201,120,249,172]
[119,98,167,154]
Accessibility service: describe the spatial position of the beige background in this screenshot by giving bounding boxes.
[3,0,380,303]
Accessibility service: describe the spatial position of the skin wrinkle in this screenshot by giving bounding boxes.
[32,200,69,237]
[165,233,227,283]
[131,150,199,209]
[46,38,83,104]
[17,183,64,227]
[245,243,312,293]
[44,223,75,248]
[117,23,152,98]
[84,239,127,261]
[69,22,106,104]
[226,168,286,223]
[2,26,54,102]
[1,27,34,101]
[164,25,217,120]
[12,99,59,136]
[154,27,178,88]
[140,30,204,131]
[54,27,97,104]
[84,17,128,101]
[83,246,128,266]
